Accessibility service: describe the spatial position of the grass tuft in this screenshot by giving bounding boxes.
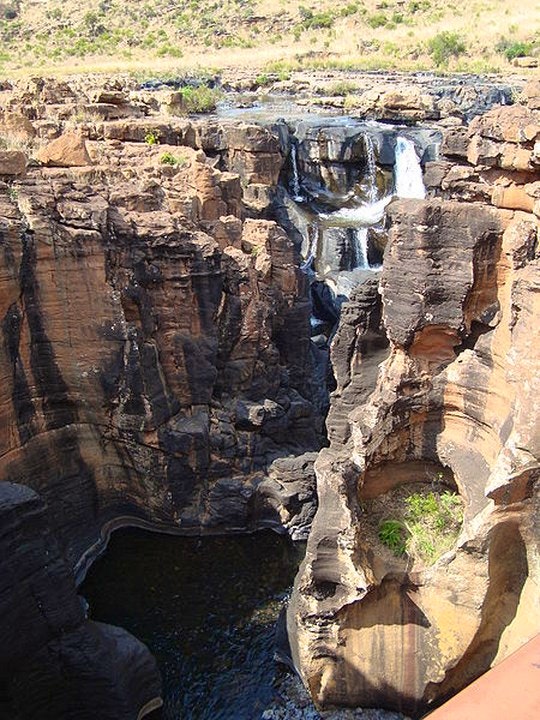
[378,488,463,565]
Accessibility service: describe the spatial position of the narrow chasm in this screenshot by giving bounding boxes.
[274,118,440,414]
[81,529,304,720]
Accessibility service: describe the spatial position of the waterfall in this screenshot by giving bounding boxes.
[352,228,369,269]
[394,136,426,200]
[319,197,391,227]
[290,143,304,201]
[300,224,318,271]
[363,133,378,203]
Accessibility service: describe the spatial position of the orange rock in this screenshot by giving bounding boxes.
[36,131,92,167]
[492,185,535,212]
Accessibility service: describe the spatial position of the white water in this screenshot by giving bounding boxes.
[363,133,378,203]
[300,224,318,271]
[290,144,304,202]
[319,197,392,227]
[352,227,369,269]
[394,136,426,200]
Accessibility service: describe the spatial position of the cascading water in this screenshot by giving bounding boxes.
[352,227,369,269]
[319,197,391,228]
[364,133,378,204]
[394,136,426,200]
[289,142,304,202]
[283,122,430,337]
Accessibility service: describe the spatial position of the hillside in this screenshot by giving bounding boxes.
[0,0,539,77]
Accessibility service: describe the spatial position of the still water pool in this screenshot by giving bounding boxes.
[80,529,304,720]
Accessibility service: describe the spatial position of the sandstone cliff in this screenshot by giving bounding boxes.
[0,79,327,719]
[0,93,324,578]
[0,75,539,719]
[287,84,540,716]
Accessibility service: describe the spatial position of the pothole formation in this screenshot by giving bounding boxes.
[287,90,540,718]
[0,76,538,720]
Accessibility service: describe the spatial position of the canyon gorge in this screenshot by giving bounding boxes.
[0,71,538,719]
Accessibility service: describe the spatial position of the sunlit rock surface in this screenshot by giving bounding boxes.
[0,74,538,719]
[287,86,540,717]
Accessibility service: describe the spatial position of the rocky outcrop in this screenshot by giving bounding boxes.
[0,482,161,719]
[0,122,321,576]
[1,74,539,720]
[287,92,539,717]
[0,95,323,718]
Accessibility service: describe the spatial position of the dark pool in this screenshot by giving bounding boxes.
[80,528,304,720]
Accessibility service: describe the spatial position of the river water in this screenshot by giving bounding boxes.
[81,529,304,720]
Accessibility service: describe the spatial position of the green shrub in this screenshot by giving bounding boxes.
[366,13,387,29]
[496,38,533,60]
[178,85,221,113]
[308,12,334,29]
[409,0,431,12]
[427,31,466,66]
[255,73,273,87]
[327,80,358,95]
[298,7,335,30]
[160,151,186,167]
[340,3,359,17]
[156,42,183,58]
[144,130,160,145]
[379,520,407,556]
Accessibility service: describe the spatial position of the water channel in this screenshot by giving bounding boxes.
[81,529,304,720]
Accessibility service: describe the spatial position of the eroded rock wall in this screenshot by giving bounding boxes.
[0,482,162,719]
[288,87,540,717]
[0,113,323,576]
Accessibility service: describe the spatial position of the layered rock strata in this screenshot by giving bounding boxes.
[0,120,322,579]
[287,87,540,716]
[0,74,539,719]
[0,87,326,719]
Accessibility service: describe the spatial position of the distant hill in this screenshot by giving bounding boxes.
[0,0,539,76]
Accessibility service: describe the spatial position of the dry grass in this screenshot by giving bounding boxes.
[0,0,539,77]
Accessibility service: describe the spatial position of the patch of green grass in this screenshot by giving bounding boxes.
[366,12,387,29]
[378,520,407,556]
[326,79,358,95]
[340,3,359,17]
[495,38,534,61]
[144,130,160,145]
[379,489,463,564]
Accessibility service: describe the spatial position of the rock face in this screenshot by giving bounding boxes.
[287,93,540,717]
[0,92,323,718]
[0,126,322,576]
[1,75,539,720]
[0,482,161,719]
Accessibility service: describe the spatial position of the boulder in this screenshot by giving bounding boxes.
[512,56,539,68]
[36,131,92,167]
[0,149,26,176]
